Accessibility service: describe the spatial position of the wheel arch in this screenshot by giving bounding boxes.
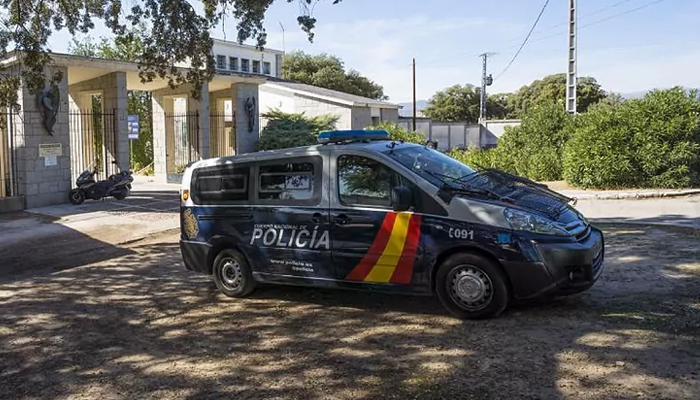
[206,236,252,275]
[430,245,514,297]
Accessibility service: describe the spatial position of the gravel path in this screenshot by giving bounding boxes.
[0,224,698,400]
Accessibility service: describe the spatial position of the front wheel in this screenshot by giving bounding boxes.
[113,187,129,200]
[435,252,510,320]
[212,249,256,298]
[69,188,86,205]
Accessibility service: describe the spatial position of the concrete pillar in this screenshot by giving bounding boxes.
[15,66,72,208]
[151,94,169,180]
[232,82,260,154]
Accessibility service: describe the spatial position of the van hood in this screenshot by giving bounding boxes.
[445,168,584,226]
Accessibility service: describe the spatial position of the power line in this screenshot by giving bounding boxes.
[494,0,552,80]
[422,0,671,70]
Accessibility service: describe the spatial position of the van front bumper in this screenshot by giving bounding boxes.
[504,226,605,300]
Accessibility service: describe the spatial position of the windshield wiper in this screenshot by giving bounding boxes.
[423,170,509,202]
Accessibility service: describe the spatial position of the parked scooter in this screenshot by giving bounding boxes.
[69,161,134,205]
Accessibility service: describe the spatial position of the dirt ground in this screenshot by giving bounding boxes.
[0,224,698,400]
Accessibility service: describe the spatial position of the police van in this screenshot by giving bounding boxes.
[179,129,604,319]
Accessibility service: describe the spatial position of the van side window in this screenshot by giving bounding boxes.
[338,155,399,208]
[258,161,315,201]
[191,165,250,203]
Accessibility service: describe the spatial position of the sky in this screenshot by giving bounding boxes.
[48,0,700,103]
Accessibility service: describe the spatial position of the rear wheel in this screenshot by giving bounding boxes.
[435,252,510,320]
[69,189,85,205]
[212,249,256,298]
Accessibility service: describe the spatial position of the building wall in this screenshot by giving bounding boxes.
[294,94,352,130]
[211,40,282,78]
[350,106,372,130]
[380,108,400,124]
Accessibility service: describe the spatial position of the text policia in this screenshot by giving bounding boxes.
[250,224,330,250]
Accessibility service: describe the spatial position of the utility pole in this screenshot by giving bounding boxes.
[566,0,577,114]
[479,52,495,123]
[412,58,416,131]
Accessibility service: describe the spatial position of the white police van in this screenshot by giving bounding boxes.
[179,129,604,319]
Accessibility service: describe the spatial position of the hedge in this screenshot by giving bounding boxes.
[450,87,700,189]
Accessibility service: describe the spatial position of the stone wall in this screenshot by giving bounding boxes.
[15,66,72,208]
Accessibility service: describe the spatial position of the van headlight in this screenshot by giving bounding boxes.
[504,208,569,236]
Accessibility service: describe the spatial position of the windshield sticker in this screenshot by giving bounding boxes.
[251,224,329,250]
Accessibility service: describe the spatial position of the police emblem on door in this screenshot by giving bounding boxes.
[183,208,199,239]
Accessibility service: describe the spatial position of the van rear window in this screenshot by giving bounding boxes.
[191,165,250,203]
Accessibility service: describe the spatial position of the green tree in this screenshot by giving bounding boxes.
[422,84,510,123]
[0,0,343,109]
[257,109,339,150]
[507,73,607,117]
[282,50,387,100]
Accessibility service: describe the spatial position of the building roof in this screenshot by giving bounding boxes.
[211,38,285,55]
[263,77,402,109]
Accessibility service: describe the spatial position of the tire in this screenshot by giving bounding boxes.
[69,189,86,205]
[435,252,510,320]
[212,249,256,298]
[113,187,129,200]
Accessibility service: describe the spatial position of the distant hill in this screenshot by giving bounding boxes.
[398,100,429,117]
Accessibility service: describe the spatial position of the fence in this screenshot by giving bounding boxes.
[210,110,236,158]
[69,109,119,182]
[0,111,20,198]
[396,119,521,150]
[166,111,200,172]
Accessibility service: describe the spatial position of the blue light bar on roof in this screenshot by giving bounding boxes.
[317,129,390,144]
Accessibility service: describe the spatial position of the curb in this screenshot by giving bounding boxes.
[116,227,181,246]
[563,189,700,201]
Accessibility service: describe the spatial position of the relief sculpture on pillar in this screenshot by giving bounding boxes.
[36,82,60,136]
[244,96,256,133]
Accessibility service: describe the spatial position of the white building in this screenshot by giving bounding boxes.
[211,38,284,78]
[210,38,402,131]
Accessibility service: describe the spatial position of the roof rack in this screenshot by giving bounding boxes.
[317,129,390,144]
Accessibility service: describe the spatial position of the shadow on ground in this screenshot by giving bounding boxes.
[0,225,698,400]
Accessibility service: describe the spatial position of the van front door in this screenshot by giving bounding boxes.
[329,153,423,287]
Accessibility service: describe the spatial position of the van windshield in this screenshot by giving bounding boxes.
[383,145,477,188]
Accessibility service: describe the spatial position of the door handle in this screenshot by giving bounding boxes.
[333,213,350,225]
[311,212,325,224]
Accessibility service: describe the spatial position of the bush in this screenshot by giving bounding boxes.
[563,87,700,189]
[257,109,339,150]
[366,121,426,144]
[448,100,573,181]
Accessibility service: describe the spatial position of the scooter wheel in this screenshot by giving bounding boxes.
[69,188,86,205]
[113,187,129,201]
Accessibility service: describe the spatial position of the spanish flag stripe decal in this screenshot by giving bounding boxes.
[345,212,398,281]
[389,214,422,284]
[363,212,413,282]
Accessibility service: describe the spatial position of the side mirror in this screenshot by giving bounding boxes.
[391,186,413,212]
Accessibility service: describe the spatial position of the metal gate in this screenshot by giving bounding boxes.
[209,110,236,158]
[0,110,19,198]
[166,111,200,172]
[69,109,118,183]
